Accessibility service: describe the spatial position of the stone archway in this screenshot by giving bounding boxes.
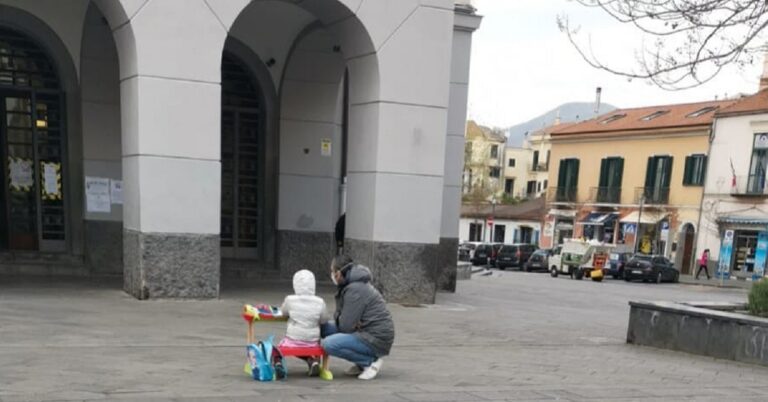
[679,223,696,274]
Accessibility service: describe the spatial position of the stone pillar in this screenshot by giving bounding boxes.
[343,4,455,304]
[116,0,227,299]
[437,4,482,293]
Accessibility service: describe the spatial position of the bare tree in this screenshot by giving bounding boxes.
[559,0,768,90]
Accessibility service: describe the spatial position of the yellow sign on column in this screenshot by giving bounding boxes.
[41,161,62,200]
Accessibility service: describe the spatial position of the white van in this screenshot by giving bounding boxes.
[549,239,614,280]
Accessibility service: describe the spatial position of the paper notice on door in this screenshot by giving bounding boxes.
[42,162,61,198]
[110,179,123,205]
[85,176,111,213]
[9,157,33,191]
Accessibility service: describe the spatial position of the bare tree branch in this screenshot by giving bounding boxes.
[561,0,768,90]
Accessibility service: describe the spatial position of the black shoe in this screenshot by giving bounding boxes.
[275,361,287,380]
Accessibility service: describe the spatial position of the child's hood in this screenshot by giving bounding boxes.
[293,269,316,296]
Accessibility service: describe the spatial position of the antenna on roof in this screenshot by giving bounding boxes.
[594,87,602,116]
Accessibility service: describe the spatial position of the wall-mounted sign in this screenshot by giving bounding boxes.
[754,231,768,280]
[85,176,111,213]
[9,157,33,191]
[321,138,332,157]
[717,229,735,279]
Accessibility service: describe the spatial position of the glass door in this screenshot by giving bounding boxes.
[0,90,66,252]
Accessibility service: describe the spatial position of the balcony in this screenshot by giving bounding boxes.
[590,187,622,204]
[529,163,548,172]
[635,186,670,205]
[547,186,577,203]
[731,175,768,197]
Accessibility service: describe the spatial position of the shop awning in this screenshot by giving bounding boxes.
[579,212,618,226]
[548,209,576,217]
[620,210,667,225]
[716,216,768,226]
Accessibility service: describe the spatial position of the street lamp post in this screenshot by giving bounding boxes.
[633,194,645,254]
[490,197,497,243]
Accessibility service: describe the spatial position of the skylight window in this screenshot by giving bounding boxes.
[641,110,669,121]
[687,106,717,118]
[600,113,626,124]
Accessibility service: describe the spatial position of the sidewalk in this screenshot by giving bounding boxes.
[679,274,755,290]
[0,274,765,402]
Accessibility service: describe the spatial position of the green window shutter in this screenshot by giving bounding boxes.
[571,159,580,189]
[683,156,693,185]
[614,158,624,189]
[644,156,655,189]
[699,156,708,185]
[599,158,609,187]
[662,156,673,188]
[558,159,567,188]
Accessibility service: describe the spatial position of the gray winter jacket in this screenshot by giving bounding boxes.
[335,264,395,357]
[281,270,331,342]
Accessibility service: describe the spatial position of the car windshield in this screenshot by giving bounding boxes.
[633,255,652,262]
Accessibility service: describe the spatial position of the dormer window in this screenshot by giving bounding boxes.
[600,114,626,124]
[641,110,669,121]
[687,106,717,118]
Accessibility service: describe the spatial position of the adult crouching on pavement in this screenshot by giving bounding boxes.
[321,255,395,380]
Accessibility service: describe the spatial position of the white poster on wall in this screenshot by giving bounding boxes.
[85,176,111,213]
[9,157,33,190]
[42,163,59,196]
[321,138,332,157]
[110,179,123,205]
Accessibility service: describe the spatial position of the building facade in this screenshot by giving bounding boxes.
[542,101,733,273]
[0,0,481,303]
[698,90,768,280]
[459,198,543,244]
[462,120,506,198]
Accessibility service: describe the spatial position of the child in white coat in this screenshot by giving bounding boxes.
[279,269,331,376]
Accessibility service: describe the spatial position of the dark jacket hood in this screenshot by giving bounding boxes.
[344,264,372,285]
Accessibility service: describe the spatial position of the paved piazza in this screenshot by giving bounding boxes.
[1,273,767,401]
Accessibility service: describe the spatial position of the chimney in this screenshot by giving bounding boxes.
[594,87,602,115]
[554,109,561,126]
[761,53,768,91]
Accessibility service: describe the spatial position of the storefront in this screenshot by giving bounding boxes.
[620,210,668,255]
[579,212,618,243]
[544,209,576,247]
[715,217,768,279]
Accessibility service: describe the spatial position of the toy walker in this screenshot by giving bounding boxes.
[242,304,333,381]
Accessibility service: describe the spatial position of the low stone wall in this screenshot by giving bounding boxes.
[627,301,768,366]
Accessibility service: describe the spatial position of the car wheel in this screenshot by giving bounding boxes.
[574,269,584,280]
[524,265,531,272]
[498,264,506,270]
[656,271,663,284]
[550,267,558,278]
[673,272,680,283]
[612,274,619,280]
[624,274,631,282]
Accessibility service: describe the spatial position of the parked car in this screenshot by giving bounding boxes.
[523,249,549,272]
[623,254,680,283]
[496,244,537,270]
[607,251,634,279]
[458,242,482,262]
[470,243,502,266]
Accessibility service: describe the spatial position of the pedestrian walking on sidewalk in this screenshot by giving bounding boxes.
[695,249,711,280]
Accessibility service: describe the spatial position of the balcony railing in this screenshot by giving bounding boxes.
[547,186,577,203]
[731,175,768,196]
[635,186,670,204]
[530,163,548,172]
[590,187,622,204]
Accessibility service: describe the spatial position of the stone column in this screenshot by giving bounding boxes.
[343,4,456,304]
[437,4,482,292]
[115,0,227,299]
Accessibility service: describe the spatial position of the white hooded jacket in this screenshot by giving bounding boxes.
[280,270,331,342]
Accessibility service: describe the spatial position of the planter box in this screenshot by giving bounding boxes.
[627,301,768,366]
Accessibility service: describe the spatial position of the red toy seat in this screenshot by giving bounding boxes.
[277,345,325,358]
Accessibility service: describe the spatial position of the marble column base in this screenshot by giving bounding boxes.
[277,230,335,280]
[123,229,220,299]
[437,237,459,293]
[344,239,439,304]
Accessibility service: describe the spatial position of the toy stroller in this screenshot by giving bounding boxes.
[242,304,333,381]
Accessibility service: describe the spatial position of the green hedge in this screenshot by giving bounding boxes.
[748,279,768,317]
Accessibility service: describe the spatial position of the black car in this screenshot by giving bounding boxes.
[607,252,633,279]
[471,243,502,266]
[496,244,537,270]
[523,249,549,272]
[623,254,680,283]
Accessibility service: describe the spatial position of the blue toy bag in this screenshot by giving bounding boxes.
[245,335,287,381]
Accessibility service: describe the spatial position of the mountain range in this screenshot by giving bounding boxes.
[505,102,617,147]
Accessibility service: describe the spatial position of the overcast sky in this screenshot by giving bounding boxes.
[467,0,764,129]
